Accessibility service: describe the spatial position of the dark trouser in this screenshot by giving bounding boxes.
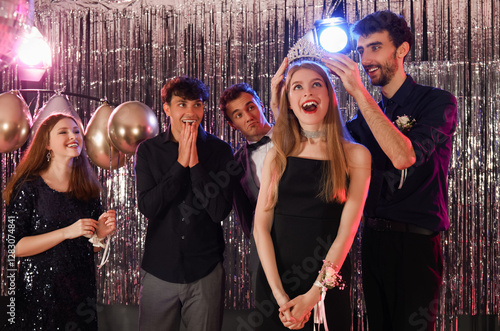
[362,226,443,331]
[138,263,225,331]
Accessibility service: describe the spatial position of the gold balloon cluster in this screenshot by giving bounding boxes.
[0,90,159,170]
[86,101,159,169]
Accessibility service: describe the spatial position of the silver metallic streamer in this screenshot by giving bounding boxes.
[1,0,499,329]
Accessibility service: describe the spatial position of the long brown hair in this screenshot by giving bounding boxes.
[3,113,102,204]
[267,61,352,209]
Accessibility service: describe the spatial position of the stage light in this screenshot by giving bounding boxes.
[303,17,351,54]
[16,27,52,81]
[318,26,349,53]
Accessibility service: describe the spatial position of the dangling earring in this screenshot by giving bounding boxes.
[46,151,52,162]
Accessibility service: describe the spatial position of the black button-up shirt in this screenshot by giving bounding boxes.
[347,75,457,231]
[135,124,235,283]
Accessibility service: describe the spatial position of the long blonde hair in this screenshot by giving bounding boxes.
[267,61,352,209]
[3,113,102,204]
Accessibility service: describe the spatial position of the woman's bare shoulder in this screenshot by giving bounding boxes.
[343,142,371,169]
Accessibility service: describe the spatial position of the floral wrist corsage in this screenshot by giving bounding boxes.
[314,260,345,291]
[312,260,345,329]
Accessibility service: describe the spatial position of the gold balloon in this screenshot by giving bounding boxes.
[108,101,159,154]
[85,103,126,170]
[0,91,32,153]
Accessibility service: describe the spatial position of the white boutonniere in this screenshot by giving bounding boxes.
[394,115,416,135]
[394,115,416,189]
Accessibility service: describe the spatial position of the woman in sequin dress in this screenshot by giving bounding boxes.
[253,60,371,330]
[3,113,116,330]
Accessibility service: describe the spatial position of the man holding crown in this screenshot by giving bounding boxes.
[323,10,457,331]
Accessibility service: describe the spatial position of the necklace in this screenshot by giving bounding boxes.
[301,128,326,139]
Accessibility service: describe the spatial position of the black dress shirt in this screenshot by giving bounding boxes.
[135,124,235,283]
[347,75,457,232]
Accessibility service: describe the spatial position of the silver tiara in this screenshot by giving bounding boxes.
[287,38,325,63]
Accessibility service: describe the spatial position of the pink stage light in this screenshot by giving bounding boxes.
[17,27,52,81]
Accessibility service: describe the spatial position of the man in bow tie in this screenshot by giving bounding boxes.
[219,82,273,238]
[219,71,285,303]
[219,59,287,239]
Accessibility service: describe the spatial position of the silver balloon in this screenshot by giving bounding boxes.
[31,94,83,141]
[0,0,33,70]
[108,101,159,154]
[0,90,32,153]
[85,102,126,170]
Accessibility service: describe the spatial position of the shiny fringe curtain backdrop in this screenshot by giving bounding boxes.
[0,0,498,327]
[0,0,330,310]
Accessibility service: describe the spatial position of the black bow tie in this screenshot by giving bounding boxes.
[247,135,271,152]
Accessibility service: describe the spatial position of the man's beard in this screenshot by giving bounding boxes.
[368,51,398,87]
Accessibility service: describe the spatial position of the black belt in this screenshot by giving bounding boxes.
[365,218,437,236]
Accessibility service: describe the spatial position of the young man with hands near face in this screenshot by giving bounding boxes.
[135,76,235,331]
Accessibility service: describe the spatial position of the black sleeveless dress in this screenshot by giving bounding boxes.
[254,157,351,331]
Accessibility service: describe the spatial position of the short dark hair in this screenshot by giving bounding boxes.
[219,83,262,122]
[161,76,210,105]
[352,10,413,51]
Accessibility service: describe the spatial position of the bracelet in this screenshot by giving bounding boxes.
[88,233,107,248]
[317,260,345,290]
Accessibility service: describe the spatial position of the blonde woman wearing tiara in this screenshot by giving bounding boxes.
[253,59,371,330]
[3,113,116,330]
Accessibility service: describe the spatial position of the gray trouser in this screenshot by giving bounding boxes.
[139,263,225,331]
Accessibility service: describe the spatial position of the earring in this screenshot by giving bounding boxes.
[46,151,51,162]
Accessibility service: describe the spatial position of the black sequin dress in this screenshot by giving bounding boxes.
[6,176,102,331]
[254,157,352,331]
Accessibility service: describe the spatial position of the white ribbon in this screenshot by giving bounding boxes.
[88,234,111,269]
[398,168,407,189]
[97,236,111,269]
[313,282,329,331]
